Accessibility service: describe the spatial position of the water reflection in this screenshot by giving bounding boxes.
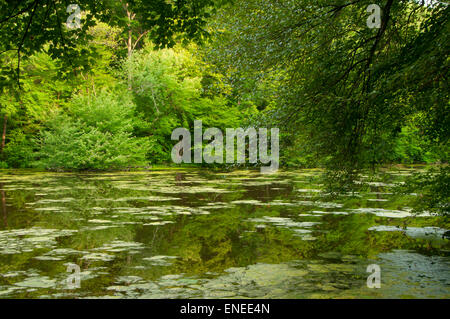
[0,168,448,298]
[175,172,185,186]
[0,184,6,227]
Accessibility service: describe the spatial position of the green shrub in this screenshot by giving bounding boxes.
[37,91,150,170]
[394,125,442,164]
[3,130,36,168]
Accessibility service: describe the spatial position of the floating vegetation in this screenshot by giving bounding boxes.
[96,196,180,202]
[143,255,178,266]
[296,189,322,193]
[81,253,116,262]
[92,241,145,254]
[0,168,449,298]
[34,248,85,262]
[231,200,262,205]
[81,225,119,231]
[350,208,419,218]
[33,207,68,212]
[368,226,449,240]
[88,219,113,224]
[311,210,348,215]
[0,228,77,255]
[115,276,144,285]
[14,276,56,289]
[143,221,174,226]
[294,200,344,208]
[247,216,319,240]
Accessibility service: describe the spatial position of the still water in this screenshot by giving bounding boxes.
[0,168,449,298]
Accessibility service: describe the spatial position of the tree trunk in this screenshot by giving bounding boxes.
[127,30,132,89]
[126,4,133,89]
[1,115,7,153]
[127,28,132,58]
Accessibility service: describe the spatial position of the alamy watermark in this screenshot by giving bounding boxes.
[171,120,279,173]
[66,263,81,289]
[66,3,383,30]
[366,264,381,288]
[366,4,381,29]
[66,4,81,29]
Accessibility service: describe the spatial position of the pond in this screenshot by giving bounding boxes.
[0,167,449,298]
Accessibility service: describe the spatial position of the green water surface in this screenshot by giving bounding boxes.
[0,167,448,298]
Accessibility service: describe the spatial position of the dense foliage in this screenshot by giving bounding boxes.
[37,91,150,170]
[206,0,449,169]
[0,1,448,213]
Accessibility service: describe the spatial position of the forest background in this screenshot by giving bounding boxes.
[0,0,448,215]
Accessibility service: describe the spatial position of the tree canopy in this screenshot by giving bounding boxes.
[0,0,448,214]
[207,0,449,171]
[0,0,222,84]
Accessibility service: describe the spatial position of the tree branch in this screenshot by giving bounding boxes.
[17,0,40,87]
[132,30,149,50]
[0,1,35,24]
[366,0,394,70]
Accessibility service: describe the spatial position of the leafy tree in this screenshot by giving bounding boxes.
[207,0,448,170]
[0,0,224,84]
[0,0,225,161]
[125,44,244,162]
[0,52,71,165]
